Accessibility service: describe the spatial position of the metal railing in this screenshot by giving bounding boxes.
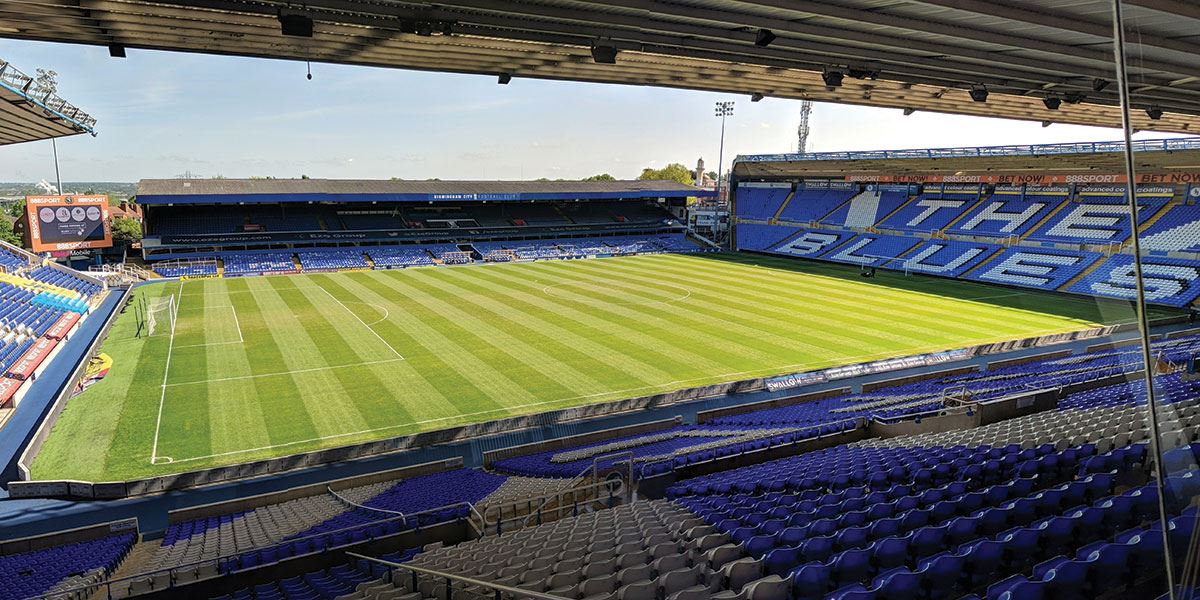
[347,552,573,600]
[29,499,481,600]
[735,137,1200,164]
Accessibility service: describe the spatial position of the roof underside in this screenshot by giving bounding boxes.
[2,1,1200,133]
[136,177,698,196]
[734,147,1200,179]
[0,58,96,145]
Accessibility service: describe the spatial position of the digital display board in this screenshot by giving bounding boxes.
[25,195,112,252]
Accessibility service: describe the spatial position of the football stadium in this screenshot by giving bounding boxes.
[3,3,1200,600]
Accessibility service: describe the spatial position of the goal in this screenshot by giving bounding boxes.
[144,295,177,337]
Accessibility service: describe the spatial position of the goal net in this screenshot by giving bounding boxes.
[145,295,177,337]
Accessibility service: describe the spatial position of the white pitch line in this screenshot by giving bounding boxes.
[149,282,183,464]
[164,358,407,387]
[308,281,404,360]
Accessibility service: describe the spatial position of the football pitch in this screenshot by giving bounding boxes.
[30,252,1166,481]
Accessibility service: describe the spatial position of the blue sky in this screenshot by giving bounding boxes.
[0,39,1190,182]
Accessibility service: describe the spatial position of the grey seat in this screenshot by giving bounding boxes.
[579,573,617,598]
[617,580,658,600]
[659,566,703,597]
[705,544,746,570]
[618,563,655,586]
[648,542,679,560]
[743,575,789,600]
[652,553,689,575]
[584,558,618,578]
[722,558,763,594]
[617,550,649,569]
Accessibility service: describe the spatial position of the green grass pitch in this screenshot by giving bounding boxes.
[29,252,1165,481]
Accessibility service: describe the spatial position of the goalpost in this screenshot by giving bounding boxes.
[144,294,178,337]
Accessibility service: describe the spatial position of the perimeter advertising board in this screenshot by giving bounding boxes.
[25,195,112,252]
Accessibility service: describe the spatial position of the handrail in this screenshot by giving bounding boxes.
[28,498,478,600]
[347,552,573,600]
[484,478,623,533]
[500,451,632,529]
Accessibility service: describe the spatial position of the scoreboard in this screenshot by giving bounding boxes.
[25,195,112,252]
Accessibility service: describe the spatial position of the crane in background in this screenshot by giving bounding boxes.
[796,100,813,153]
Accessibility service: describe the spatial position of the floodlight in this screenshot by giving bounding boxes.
[755,28,777,47]
[278,12,313,37]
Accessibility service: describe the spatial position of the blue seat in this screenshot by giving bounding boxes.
[872,567,922,600]
[833,548,875,589]
[792,562,831,600]
[1086,543,1130,590]
[801,536,835,563]
[871,537,908,570]
[962,539,1005,590]
[764,546,800,577]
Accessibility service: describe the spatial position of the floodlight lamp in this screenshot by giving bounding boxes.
[755,28,777,47]
[821,69,844,88]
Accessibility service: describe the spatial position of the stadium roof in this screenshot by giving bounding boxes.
[0,58,96,145]
[2,1,1200,133]
[733,137,1200,179]
[136,178,707,204]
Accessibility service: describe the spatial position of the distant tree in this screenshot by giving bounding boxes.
[111,216,142,243]
[390,177,404,181]
[301,174,310,179]
[582,173,615,182]
[8,199,25,219]
[638,163,695,186]
[35,69,58,95]
[706,171,718,180]
[535,177,550,182]
[210,175,226,179]
[0,219,21,247]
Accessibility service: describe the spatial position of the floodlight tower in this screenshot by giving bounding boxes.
[797,100,813,153]
[713,101,734,249]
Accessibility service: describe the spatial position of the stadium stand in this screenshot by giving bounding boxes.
[221,252,298,276]
[0,533,134,600]
[776,188,858,224]
[820,191,909,229]
[736,186,792,221]
[891,240,1003,278]
[876,193,982,234]
[817,234,923,268]
[153,263,219,278]
[943,196,1064,239]
[368,247,436,268]
[1068,255,1200,307]
[964,247,1104,291]
[27,267,103,299]
[296,250,369,271]
[1024,196,1168,245]
[1137,203,1200,254]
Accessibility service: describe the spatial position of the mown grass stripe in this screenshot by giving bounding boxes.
[352,270,543,410]
[159,281,214,460]
[319,273,491,424]
[423,268,662,388]
[376,269,597,399]
[521,261,787,368]
[226,277,322,450]
[532,259,863,360]
[467,266,732,375]
[439,266,686,382]
[643,254,1097,333]
[591,256,1002,346]
[556,258,912,354]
